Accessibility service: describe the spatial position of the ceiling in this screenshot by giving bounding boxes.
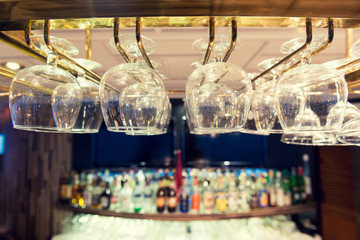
[0,26,360,98]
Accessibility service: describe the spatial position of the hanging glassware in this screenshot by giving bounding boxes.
[9,21,82,132]
[100,17,169,135]
[275,19,348,140]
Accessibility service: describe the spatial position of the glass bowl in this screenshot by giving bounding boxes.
[185,62,251,134]
[99,63,167,134]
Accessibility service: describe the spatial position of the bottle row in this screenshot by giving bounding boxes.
[59,166,312,214]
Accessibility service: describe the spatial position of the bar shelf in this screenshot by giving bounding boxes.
[57,202,316,221]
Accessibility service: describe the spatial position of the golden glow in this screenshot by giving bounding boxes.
[1,16,360,31]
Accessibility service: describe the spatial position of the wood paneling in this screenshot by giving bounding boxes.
[318,146,360,240]
[0,106,73,240]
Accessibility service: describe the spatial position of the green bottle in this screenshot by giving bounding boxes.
[290,167,300,205]
[282,169,292,206]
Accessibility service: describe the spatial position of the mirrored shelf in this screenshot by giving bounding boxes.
[57,202,317,221]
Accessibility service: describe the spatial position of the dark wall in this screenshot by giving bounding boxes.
[0,105,73,240]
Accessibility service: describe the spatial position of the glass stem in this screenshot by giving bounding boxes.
[47,51,58,67]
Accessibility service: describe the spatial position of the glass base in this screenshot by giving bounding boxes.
[281,132,338,146]
[14,125,71,133]
[125,129,166,136]
[192,127,232,135]
[107,126,161,135]
[337,131,360,145]
[238,129,270,136]
[71,128,100,134]
[269,129,283,134]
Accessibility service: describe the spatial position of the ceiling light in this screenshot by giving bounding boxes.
[5,62,21,71]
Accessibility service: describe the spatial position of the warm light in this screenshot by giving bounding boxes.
[5,62,21,70]
[224,161,230,166]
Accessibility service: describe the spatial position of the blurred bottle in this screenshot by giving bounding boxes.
[303,153,313,202]
[71,173,82,207]
[175,150,183,191]
[143,177,153,213]
[120,178,133,212]
[297,166,307,203]
[290,167,300,205]
[167,179,177,213]
[178,177,190,213]
[238,170,250,211]
[133,178,143,213]
[216,175,228,213]
[275,170,285,207]
[258,174,268,208]
[114,175,123,211]
[267,169,276,207]
[83,174,93,208]
[100,182,112,210]
[156,179,166,213]
[203,178,215,214]
[191,177,201,213]
[282,169,292,207]
[228,173,238,212]
[92,178,102,209]
[249,174,259,209]
[60,173,72,204]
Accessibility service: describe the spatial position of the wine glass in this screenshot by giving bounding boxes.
[192,35,241,62]
[125,95,171,136]
[240,73,270,136]
[252,58,296,134]
[109,34,156,61]
[185,62,251,134]
[9,35,82,132]
[59,58,103,133]
[337,117,360,145]
[282,102,360,146]
[275,36,348,137]
[99,63,167,134]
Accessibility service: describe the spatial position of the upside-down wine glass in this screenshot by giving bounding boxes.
[251,58,296,135]
[275,35,348,145]
[100,17,169,136]
[186,19,252,135]
[60,58,104,133]
[9,35,82,132]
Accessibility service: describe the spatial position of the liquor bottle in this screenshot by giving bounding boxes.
[203,179,215,214]
[267,169,276,207]
[297,166,307,203]
[290,167,301,204]
[228,173,238,212]
[258,174,269,208]
[303,153,313,202]
[92,178,103,209]
[83,174,93,207]
[114,175,123,211]
[100,182,112,210]
[275,170,285,207]
[143,177,153,213]
[216,175,228,213]
[156,179,166,213]
[60,174,72,204]
[249,174,259,209]
[120,178,133,212]
[191,177,201,213]
[71,173,81,207]
[238,170,250,212]
[133,178,143,213]
[282,169,292,206]
[167,179,177,213]
[178,177,190,213]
